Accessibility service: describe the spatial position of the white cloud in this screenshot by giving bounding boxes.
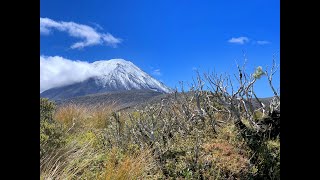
[152,69,162,76]
[256,40,270,45]
[228,37,249,44]
[40,56,99,92]
[90,22,104,30]
[40,17,121,49]
[102,33,122,47]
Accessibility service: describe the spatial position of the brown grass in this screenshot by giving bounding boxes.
[101,148,156,180]
[40,140,102,180]
[54,103,115,131]
[202,139,250,177]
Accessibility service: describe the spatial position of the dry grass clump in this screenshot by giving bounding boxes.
[202,139,250,177]
[102,148,157,180]
[40,139,104,180]
[41,130,137,180]
[54,103,115,131]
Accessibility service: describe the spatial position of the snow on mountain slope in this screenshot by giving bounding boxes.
[41,59,172,100]
[92,59,171,93]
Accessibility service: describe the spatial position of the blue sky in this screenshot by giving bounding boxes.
[40,0,280,97]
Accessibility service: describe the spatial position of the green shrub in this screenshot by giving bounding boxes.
[253,139,280,179]
[40,98,55,122]
[40,98,66,158]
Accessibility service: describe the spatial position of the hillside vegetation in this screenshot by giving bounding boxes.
[40,62,280,179]
[55,90,164,111]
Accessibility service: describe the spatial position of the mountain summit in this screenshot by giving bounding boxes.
[41,59,172,100]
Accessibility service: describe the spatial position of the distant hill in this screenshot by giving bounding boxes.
[55,90,165,110]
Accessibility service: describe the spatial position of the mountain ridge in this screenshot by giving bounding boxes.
[41,59,172,100]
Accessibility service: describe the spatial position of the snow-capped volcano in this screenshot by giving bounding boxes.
[41,59,172,100]
[92,59,171,93]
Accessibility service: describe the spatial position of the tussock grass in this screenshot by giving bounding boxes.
[102,148,157,180]
[202,139,250,177]
[41,140,103,180]
[54,103,115,131]
[41,141,157,180]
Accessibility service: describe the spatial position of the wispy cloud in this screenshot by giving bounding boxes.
[90,22,104,30]
[256,40,270,45]
[40,17,122,49]
[228,37,249,44]
[40,55,99,92]
[152,69,162,76]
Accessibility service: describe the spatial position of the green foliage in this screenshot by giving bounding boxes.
[253,139,280,179]
[253,66,266,79]
[40,120,66,157]
[253,110,264,121]
[40,98,66,158]
[40,98,55,122]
